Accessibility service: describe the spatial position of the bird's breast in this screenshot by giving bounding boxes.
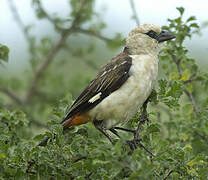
[89,54,158,129]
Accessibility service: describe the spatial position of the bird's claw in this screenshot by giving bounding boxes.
[126,138,141,151]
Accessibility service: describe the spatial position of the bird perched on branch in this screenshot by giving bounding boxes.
[39,24,175,146]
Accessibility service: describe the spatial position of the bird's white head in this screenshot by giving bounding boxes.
[126,24,175,56]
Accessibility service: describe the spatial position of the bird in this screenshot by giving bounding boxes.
[39,24,175,146]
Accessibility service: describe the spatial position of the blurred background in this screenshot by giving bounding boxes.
[0,0,207,133]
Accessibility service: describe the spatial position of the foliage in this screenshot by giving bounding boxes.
[0,2,208,180]
[0,44,9,64]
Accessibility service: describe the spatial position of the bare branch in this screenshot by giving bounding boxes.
[0,86,23,105]
[183,88,198,116]
[129,0,140,26]
[74,28,112,42]
[25,0,88,103]
[25,30,71,102]
[172,56,182,79]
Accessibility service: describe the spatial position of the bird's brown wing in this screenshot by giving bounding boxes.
[61,49,132,123]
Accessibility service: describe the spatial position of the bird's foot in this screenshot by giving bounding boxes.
[126,138,141,151]
[126,138,154,157]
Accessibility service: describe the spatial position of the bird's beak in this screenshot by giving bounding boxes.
[157,31,176,43]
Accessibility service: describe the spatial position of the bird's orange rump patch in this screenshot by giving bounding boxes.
[64,112,91,128]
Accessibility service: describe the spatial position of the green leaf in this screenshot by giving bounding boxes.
[0,44,9,62]
[167,81,182,98]
[186,16,196,22]
[176,7,185,15]
[149,89,158,104]
[190,23,199,28]
[158,79,168,95]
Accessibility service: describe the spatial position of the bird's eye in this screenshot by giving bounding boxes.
[145,30,158,40]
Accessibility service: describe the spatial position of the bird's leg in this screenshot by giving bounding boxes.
[113,127,135,134]
[93,120,114,144]
[109,128,120,138]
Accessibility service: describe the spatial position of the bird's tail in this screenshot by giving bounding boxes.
[38,113,90,147]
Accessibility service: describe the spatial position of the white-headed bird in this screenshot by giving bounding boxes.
[39,24,175,146]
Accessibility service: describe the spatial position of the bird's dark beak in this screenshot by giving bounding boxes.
[157,31,176,43]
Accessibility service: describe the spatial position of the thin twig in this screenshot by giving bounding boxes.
[183,78,199,84]
[163,170,182,180]
[172,56,182,79]
[129,0,140,26]
[127,98,154,155]
[183,88,198,116]
[139,142,155,157]
[33,0,63,31]
[134,99,148,139]
[74,28,112,42]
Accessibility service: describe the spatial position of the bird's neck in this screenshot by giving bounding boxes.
[126,47,159,58]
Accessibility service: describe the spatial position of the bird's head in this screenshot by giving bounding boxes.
[126,24,175,55]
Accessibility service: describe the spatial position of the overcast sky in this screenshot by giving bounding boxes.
[0,0,207,70]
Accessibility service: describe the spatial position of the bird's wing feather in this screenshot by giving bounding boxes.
[62,49,132,123]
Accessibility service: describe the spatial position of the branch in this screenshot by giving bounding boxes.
[134,99,149,139]
[183,71,199,84]
[172,56,182,79]
[74,28,112,42]
[25,30,71,102]
[171,55,198,115]
[25,0,87,103]
[0,86,24,105]
[33,0,63,31]
[183,88,198,116]
[126,98,155,156]
[129,0,140,26]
